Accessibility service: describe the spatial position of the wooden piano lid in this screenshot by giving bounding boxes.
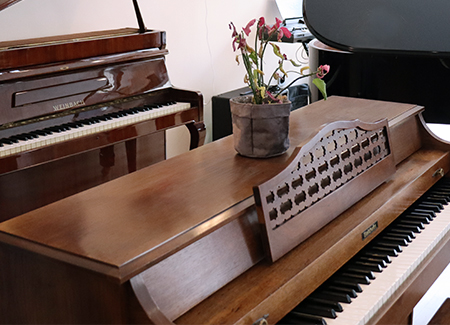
[0,97,423,283]
[0,0,166,70]
[0,0,21,11]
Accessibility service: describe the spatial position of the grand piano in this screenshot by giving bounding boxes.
[0,0,205,221]
[1,95,450,324]
[304,0,450,126]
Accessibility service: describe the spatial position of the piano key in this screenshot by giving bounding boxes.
[378,236,409,246]
[424,196,448,204]
[393,224,421,233]
[411,209,436,218]
[298,180,450,325]
[350,261,383,272]
[281,311,327,325]
[340,267,376,279]
[335,273,372,284]
[323,285,358,298]
[414,203,442,212]
[359,254,391,265]
[371,242,403,252]
[396,219,425,229]
[310,291,352,304]
[0,101,191,158]
[403,215,431,224]
[385,228,416,238]
[294,304,338,319]
[327,279,363,292]
[366,246,398,257]
[303,297,344,312]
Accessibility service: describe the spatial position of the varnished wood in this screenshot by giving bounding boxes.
[254,118,395,262]
[0,97,448,324]
[0,28,166,70]
[0,20,204,220]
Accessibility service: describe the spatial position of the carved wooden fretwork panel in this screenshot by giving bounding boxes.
[254,119,396,262]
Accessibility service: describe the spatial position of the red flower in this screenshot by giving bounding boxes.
[243,19,256,36]
[316,65,330,78]
[278,26,292,41]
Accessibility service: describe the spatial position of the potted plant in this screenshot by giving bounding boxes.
[229,17,329,158]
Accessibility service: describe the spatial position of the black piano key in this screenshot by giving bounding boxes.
[366,246,398,257]
[386,228,416,238]
[351,261,384,272]
[403,215,431,224]
[335,273,371,284]
[397,219,425,229]
[425,196,449,204]
[310,291,352,303]
[303,297,344,312]
[327,279,363,292]
[378,236,409,246]
[412,209,436,218]
[360,252,392,264]
[281,311,327,325]
[371,242,403,253]
[409,211,436,219]
[340,267,376,279]
[324,285,358,298]
[413,203,441,212]
[31,130,52,136]
[394,224,421,233]
[0,138,17,144]
[10,134,31,141]
[293,304,337,319]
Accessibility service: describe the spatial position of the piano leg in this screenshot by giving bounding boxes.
[100,146,116,181]
[125,139,137,173]
[186,121,206,150]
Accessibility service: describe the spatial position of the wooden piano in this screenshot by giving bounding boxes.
[1,96,450,324]
[0,0,205,221]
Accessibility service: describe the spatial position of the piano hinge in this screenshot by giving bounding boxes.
[252,314,269,325]
[433,168,445,178]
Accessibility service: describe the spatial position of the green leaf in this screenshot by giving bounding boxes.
[270,42,284,60]
[249,51,258,65]
[313,78,328,100]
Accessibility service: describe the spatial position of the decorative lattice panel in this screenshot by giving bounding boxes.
[253,119,396,262]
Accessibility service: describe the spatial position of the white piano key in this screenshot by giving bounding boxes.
[0,102,191,158]
[323,205,450,325]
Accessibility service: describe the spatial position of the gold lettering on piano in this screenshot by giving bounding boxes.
[53,100,85,111]
[362,221,378,240]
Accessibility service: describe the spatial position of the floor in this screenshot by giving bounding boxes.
[413,262,450,325]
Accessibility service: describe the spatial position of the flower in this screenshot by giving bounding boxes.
[230,17,330,104]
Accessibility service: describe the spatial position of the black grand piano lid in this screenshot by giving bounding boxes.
[303,0,450,57]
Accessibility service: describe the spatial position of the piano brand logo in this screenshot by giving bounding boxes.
[53,100,85,111]
[362,221,378,240]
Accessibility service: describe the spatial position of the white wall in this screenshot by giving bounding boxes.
[0,0,307,157]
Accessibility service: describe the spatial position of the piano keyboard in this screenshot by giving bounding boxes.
[0,101,190,158]
[281,178,450,325]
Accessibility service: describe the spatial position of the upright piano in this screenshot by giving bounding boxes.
[1,96,450,324]
[304,0,450,125]
[0,0,205,221]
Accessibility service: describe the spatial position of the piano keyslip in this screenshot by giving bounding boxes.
[282,179,450,325]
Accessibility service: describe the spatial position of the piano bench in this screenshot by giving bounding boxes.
[429,298,450,325]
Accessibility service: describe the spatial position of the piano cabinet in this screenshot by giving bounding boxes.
[0,30,205,221]
[1,97,450,324]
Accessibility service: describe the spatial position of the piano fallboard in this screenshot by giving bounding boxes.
[0,97,449,324]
